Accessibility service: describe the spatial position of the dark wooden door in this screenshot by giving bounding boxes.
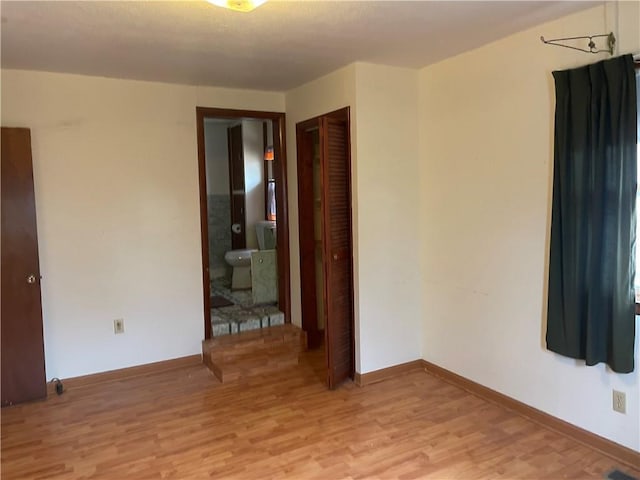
[320,109,354,389]
[1,127,47,406]
[296,124,323,348]
[227,124,246,249]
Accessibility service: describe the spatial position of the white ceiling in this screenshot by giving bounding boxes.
[1,0,595,91]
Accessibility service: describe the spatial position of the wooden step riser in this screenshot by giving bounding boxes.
[202,325,308,383]
[208,338,305,359]
[205,335,304,355]
[211,346,305,365]
[203,356,223,381]
[204,331,305,357]
[204,325,301,346]
[209,347,304,365]
[203,333,303,354]
[206,334,303,350]
[206,348,305,367]
[208,352,301,383]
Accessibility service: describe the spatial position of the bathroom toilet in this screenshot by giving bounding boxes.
[224,220,276,290]
[224,249,257,290]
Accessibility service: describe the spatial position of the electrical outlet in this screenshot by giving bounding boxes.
[612,390,626,414]
[113,319,125,334]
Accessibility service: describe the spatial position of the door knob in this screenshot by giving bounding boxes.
[27,275,37,284]
[333,253,338,261]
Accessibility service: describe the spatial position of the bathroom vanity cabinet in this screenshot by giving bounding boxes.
[251,249,278,304]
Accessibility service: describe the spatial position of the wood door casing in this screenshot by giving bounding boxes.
[227,124,246,250]
[321,111,354,389]
[196,108,291,340]
[1,127,47,406]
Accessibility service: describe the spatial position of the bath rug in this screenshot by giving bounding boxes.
[211,295,234,308]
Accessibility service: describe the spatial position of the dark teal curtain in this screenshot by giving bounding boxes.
[546,54,637,374]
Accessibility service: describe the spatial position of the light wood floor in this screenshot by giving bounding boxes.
[2,349,638,479]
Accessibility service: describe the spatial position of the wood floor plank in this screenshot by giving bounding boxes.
[1,348,638,479]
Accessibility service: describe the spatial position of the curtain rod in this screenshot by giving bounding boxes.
[540,32,615,55]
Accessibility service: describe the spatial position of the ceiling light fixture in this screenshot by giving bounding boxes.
[206,0,268,13]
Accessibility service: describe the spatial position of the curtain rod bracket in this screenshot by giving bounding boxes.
[540,32,615,55]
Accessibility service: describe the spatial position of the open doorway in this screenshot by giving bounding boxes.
[296,107,354,389]
[196,107,290,340]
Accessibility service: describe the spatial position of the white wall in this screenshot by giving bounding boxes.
[285,63,358,337]
[1,69,284,379]
[418,3,640,452]
[285,63,423,373]
[353,63,422,373]
[204,120,231,195]
[241,119,265,249]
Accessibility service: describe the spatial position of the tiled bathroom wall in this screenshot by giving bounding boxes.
[208,194,231,277]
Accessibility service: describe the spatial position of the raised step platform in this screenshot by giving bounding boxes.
[202,324,307,382]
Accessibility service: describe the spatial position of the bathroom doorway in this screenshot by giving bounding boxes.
[196,107,290,340]
[296,107,354,389]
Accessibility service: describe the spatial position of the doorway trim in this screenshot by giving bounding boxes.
[196,107,290,340]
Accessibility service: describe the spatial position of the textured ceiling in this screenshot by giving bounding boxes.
[1,0,594,91]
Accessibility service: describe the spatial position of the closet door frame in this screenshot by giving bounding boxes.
[295,107,355,389]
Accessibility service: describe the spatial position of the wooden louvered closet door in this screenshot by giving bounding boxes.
[320,111,354,389]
